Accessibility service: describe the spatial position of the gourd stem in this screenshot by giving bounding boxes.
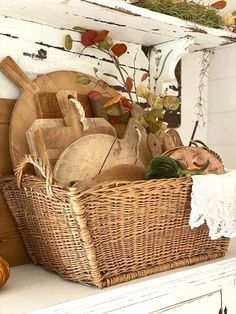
[179,160,210,177]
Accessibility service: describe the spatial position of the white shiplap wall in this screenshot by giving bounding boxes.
[208,45,236,169]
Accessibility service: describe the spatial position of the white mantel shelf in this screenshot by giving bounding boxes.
[0,0,236,51]
[1,239,236,314]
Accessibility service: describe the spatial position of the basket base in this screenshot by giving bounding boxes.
[99,251,227,288]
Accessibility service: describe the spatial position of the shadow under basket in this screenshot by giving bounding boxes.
[1,155,230,288]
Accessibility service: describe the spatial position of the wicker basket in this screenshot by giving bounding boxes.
[1,155,230,288]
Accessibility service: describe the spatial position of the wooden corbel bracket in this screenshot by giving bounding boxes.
[149,36,194,96]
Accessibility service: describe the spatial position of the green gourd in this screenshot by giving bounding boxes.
[146,155,209,180]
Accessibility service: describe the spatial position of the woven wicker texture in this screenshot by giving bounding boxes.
[2,155,230,288]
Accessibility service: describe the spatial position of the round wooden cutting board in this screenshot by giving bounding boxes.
[0,56,119,168]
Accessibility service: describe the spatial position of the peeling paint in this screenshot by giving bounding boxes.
[35,41,66,51]
[82,0,140,16]
[0,32,18,39]
[84,16,126,27]
[188,27,208,34]
[23,49,47,60]
[220,36,236,43]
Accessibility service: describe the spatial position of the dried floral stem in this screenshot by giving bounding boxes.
[111,54,134,103]
[196,48,214,126]
[95,44,134,104]
[133,50,140,104]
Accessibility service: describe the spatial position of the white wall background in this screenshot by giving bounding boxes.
[208,45,236,169]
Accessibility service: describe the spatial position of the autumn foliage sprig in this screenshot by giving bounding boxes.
[65,27,138,110]
[65,27,180,136]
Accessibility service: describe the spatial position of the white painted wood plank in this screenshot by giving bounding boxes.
[0,0,235,51]
[154,292,221,314]
[0,16,148,69]
[0,16,148,98]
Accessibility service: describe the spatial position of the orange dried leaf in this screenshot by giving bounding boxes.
[111,43,127,58]
[88,90,102,101]
[81,30,98,47]
[141,72,149,82]
[121,97,132,110]
[125,76,133,92]
[104,94,122,108]
[211,0,227,10]
[232,27,236,33]
[94,30,109,43]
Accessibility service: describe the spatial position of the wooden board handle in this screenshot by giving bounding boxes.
[0,56,36,92]
[56,90,84,133]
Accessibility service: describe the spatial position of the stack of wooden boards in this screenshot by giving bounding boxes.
[0,56,165,188]
[27,90,158,187]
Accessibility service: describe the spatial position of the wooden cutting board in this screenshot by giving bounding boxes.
[0,98,29,266]
[162,129,184,152]
[34,92,93,119]
[26,119,64,159]
[0,56,119,168]
[147,133,162,157]
[53,118,144,186]
[34,90,84,169]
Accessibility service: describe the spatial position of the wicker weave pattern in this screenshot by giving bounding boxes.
[2,155,230,288]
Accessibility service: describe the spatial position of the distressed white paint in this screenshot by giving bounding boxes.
[0,0,235,51]
[0,16,148,99]
[208,44,236,169]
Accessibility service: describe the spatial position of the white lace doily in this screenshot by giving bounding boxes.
[189,171,236,240]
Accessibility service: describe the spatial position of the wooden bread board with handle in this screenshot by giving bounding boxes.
[0,98,29,266]
[0,56,119,168]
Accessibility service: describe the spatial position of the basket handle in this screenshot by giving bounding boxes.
[190,140,209,150]
[15,155,54,197]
